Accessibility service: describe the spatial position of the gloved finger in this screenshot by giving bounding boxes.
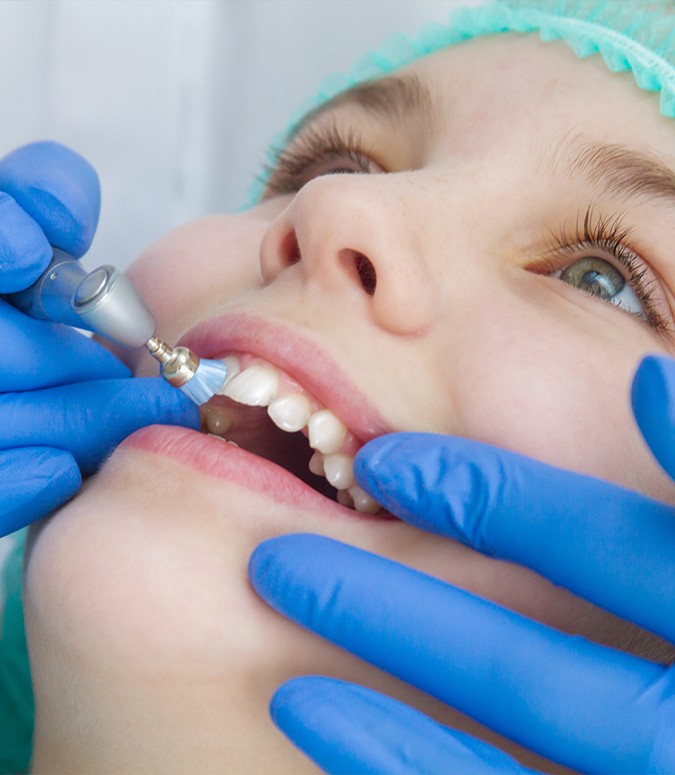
[354,433,675,643]
[0,377,200,475]
[250,535,671,775]
[271,677,535,775]
[0,193,52,292]
[0,448,81,536]
[632,354,675,481]
[0,299,130,391]
[0,141,100,259]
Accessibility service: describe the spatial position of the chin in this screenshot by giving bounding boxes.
[23,428,671,773]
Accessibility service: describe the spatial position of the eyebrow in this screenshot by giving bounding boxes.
[553,133,675,207]
[289,72,437,140]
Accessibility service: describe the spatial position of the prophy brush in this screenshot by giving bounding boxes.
[8,249,228,405]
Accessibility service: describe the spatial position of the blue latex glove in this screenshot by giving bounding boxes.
[250,354,675,774]
[0,142,199,536]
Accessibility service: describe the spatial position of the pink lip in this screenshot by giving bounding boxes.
[121,425,392,522]
[180,312,390,442]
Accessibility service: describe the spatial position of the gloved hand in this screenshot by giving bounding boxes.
[249,353,675,774]
[0,142,199,536]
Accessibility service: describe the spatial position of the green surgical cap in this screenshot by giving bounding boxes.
[246,0,675,205]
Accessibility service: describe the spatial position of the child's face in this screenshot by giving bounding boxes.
[25,34,675,772]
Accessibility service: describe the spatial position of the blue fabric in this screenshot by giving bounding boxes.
[250,355,675,773]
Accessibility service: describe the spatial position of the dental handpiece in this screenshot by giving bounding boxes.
[7,249,228,405]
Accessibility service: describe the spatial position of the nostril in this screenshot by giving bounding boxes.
[281,230,301,266]
[354,253,377,295]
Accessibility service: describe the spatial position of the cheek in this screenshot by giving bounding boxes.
[439,305,674,500]
[125,214,268,344]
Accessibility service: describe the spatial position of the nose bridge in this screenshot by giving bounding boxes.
[260,171,443,336]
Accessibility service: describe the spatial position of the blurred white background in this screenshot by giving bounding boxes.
[0,0,481,271]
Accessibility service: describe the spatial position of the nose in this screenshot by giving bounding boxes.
[259,174,439,335]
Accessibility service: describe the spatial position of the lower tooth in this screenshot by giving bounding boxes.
[337,490,354,508]
[308,451,325,476]
[206,407,233,436]
[323,453,355,490]
[348,485,380,515]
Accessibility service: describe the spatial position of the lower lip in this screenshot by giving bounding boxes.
[121,425,393,522]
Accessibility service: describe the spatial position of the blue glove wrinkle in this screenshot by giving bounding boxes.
[0,378,200,475]
[271,676,534,775]
[356,433,675,644]
[0,142,100,257]
[0,193,52,292]
[0,299,130,391]
[250,534,667,773]
[0,448,81,536]
[355,433,499,553]
[632,355,675,481]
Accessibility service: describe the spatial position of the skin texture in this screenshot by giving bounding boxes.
[24,34,675,773]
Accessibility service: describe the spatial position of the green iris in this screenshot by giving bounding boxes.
[560,257,625,301]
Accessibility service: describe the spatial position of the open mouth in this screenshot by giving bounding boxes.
[199,353,381,514]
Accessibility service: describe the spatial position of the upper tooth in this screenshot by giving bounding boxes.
[222,365,279,406]
[308,409,346,454]
[216,355,241,393]
[323,453,355,490]
[268,394,311,432]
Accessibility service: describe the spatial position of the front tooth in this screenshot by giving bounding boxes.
[268,394,310,432]
[222,365,279,406]
[308,409,346,454]
[323,453,355,490]
[205,407,233,436]
[216,355,241,393]
[348,485,380,515]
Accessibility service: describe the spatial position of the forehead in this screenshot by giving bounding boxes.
[305,34,674,167]
[405,35,674,158]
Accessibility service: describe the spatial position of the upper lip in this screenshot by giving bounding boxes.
[180,312,390,442]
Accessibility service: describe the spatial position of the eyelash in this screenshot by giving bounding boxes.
[260,126,667,333]
[261,122,373,197]
[542,207,667,332]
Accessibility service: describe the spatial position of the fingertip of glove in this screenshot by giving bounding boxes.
[270,676,341,729]
[31,448,82,496]
[248,534,324,592]
[354,433,418,496]
[1,448,81,534]
[126,377,201,429]
[632,355,675,479]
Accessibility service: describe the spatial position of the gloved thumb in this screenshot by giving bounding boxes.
[631,354,675,481]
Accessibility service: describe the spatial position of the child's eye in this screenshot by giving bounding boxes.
[262,122,380,197]
[544,207,669,333]
[554,255,644,318]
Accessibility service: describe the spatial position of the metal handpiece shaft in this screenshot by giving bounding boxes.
[8,249,156,348]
